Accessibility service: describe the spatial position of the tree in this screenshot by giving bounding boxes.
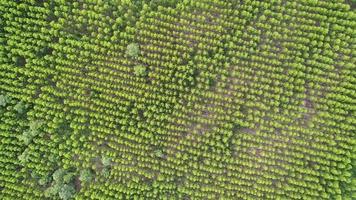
[18,120,43,145]
[126,43,140,58]
[0,94,8,107]
[79,169,93,183]
[38,176,50,186]
[45,168,77,199]
[134,65,147,76]
[102,167,110,178]
[63,172,75,183]
[18,150,30,164]
[154,149,164,158]
[53,168,66,182]
[45,183,61,198]
[101,155,111,167]
[14,101,26,114]
[58,184,75,200]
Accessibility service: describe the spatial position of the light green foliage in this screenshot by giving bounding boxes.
[134,65,147,76]
[126,43,140,58]
[17,120,43,145]
[101,155,112,167]
[45,169,76,199]
[13,101,26,114]
[0,94,8,107]
[29,120,43,131]
[58,184,76,200]
[101,156,112,178]
[18,150,30,164]
[101,167,110,178]
[79,169,93,183]
[154,149,164,158]
[44,183,61,197]
[38,176,50,186]
[63,172,75,183]
[52,168,66,183]
[17,134,32,145]
[0,1,355,200]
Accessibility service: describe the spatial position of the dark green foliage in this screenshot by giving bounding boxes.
[12,56,26,66]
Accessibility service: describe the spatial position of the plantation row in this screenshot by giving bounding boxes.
[0,0,355,199]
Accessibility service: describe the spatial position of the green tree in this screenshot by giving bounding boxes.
[13,101,26,114]
[38,175,50,186]
[0,94,8,107]
[45,183,61,197]
[134,65,147,76]
[58,184,75,200]
[102,167,110,178]
[45,169,77,199]
[79,169,93,183]
[126,43,140,58]
[101,155,111,167]
[53,168,66,182]
[154,149,164,158]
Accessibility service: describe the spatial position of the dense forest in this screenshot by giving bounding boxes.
[0,0,355,199]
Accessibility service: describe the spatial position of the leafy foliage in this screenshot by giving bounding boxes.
[13,101,26,114]
[0,1,355,200]
[79,169,93,183]
[101,156,112,167]
[45,169,76,199]
[17,120,43,145]
[0,94,8,107]
[134,65,147,76]
[154,149,164,158]
[58,184,76,200]
[126,43,140,58]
